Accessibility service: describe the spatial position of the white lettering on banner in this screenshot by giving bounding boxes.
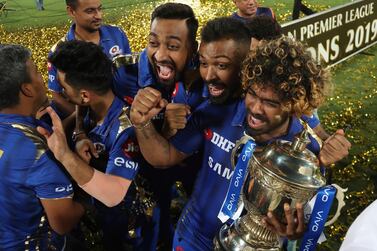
[300,14,343,40]
[114,157,139,170]
[307,35,340,63]
[311,210,324,232]
[345,2,374,23]
[242,145,254,161]
[227,193,236,211]
[303,238,314,251]
[321,187,331,202]
[208,156,234,180]
[234,168,243,187]
[210,132,235,153]
[55,184,73,193]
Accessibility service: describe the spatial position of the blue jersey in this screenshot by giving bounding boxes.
[231,7,275,22]
[170,99,321,250]
[0,114,73,251]
[48,24,139,99]
[84,96,139,183]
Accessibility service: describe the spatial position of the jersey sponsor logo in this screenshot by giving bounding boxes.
[47,61,52,71]
[204,128,213,140]
[114,157,139,170]
[123,96,134,105]
[207,130,235,153]
[55,184,73,193]
[48,74,55,82]
[208,156,233,180]
[109,45,121,56]
[0,149,3,159]
[172,82,179,97]
[122,138,140,158]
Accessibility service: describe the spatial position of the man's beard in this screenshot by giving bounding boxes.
[244,111,289,139]
[151,59,179,90]
[207,81,238,105]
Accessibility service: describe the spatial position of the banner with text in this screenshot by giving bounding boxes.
[282,0,376,66]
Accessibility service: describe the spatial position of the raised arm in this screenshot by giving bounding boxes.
[130,87,189,167]
[37,107,131,207]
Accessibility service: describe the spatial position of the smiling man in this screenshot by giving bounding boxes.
[130,18,351,250]
[232,0,275,22]
[47,0,138,118]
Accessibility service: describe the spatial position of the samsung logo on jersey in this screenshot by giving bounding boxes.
[208,156,233,180]
[114,157,139,170]
[210,132,235,153]
[55,184,73,193]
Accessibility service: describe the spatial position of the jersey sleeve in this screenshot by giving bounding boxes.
[47,56,62,93]
[106,128,139,180]
[170,109,205,155]
[302,114,320,128]
[27,152,73,199]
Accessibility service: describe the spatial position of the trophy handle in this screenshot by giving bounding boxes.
[231,133,254,169]
[324,184,348,226]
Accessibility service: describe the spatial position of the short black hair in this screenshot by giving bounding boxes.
[151,3,198,45]
[0,44,31,110]
[201,17,250,45]
[49,40,113,95]
[245,15,282,41]
[66,0,78,9]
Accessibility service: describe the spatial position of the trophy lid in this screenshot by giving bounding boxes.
[253,129,326,189]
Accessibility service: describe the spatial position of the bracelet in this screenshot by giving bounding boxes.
[133,120,152,130]
[72,130,86,142]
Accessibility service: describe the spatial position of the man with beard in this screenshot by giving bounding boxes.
[131,3,207,250]
[46,40,143,250]
[232,0,275,22]
[0,44,84,251]
[47,0,138,119]
[129,18,351,250]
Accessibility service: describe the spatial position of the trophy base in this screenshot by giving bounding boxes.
[214,217,280,251]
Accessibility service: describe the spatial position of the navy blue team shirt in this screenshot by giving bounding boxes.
[170,98,320,250]
[0,114,73,250]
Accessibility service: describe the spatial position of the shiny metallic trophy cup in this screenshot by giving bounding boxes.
[112,52,140,68]
[214,128,345,251]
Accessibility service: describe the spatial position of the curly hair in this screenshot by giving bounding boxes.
[242,36,332,116]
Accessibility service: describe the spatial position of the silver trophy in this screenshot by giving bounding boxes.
[112,52,140,68]
[214,128,346,250]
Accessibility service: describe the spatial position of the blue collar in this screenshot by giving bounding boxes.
[231,99,246,127]
[87,96,125,137]
[67,24,112,44]
[0,113,49,129]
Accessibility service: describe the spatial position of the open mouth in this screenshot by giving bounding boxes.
[208,83,225,97]
[156,63,175,82]
[247,113,266,129]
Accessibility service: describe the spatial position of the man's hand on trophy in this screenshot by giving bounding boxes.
[319,129,351,166]
[262,202,306,240]
[130,87,168,128]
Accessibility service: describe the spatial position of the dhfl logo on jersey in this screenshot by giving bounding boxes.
[172,82,179,97]
[205,129,235,153]
[122,138,140,158]
[204,128,213,140]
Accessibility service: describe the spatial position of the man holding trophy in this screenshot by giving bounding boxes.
[129,17,351,250]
